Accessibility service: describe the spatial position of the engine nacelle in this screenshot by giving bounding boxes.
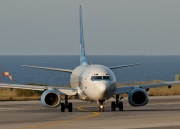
[41,90,61,108]
[128,88,148,106]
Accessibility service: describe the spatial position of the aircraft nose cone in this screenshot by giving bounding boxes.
[96,82,109,99]
[99,84,106,93]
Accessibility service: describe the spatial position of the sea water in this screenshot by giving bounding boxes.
[0,56,180,86]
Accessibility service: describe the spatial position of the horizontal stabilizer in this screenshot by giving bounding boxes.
[109,63,140,69]
[21,65,73,73]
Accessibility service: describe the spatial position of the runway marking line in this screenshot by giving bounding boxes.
[14,105,100,129]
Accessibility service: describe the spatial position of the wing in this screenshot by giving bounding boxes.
[0,83,77,96]
[109,63,140,69]
[21,65,73,73]
[114,81,180,95]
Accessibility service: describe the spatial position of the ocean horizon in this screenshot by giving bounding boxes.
[0,55,180,86]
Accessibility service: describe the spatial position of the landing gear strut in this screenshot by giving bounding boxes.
[111,95,123,111]
[61,95,73,112]
[98,100,105,112]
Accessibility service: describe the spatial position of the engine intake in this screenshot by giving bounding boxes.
[41,90,61,108]
[128,88,148,106]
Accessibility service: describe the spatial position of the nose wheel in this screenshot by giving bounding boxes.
[98,105,104,112]
[98,100,105,112]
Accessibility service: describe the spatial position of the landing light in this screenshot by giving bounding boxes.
[100,105,103,109]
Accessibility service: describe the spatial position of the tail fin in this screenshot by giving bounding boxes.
[79,6,88,65]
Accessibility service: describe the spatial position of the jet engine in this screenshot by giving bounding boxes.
[41,90,61,108]
[128,88,148,106]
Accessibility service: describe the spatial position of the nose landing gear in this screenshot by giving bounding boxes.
[99,105,104,112]
[98,100,105,112]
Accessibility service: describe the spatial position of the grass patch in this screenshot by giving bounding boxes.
[117,81,180,96]
[16,89,43,97]
[0,88,41,101]
[148,85,180,96]
[16,83,44,97]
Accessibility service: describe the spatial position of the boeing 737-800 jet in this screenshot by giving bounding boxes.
[0,6,180,112]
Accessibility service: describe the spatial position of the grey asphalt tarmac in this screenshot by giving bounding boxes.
[0,96,180,129]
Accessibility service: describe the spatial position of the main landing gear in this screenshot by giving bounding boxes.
[61,95,73,112]
[111,95,123,111]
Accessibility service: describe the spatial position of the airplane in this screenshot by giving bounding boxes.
[0,6,180,112]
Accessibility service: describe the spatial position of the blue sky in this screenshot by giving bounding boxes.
[0,0,180,55]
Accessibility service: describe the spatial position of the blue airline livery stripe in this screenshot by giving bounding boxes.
[79,5,88,65]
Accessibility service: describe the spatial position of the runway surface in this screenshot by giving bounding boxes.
[1,96,180,129]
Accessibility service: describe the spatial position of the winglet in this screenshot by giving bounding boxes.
[79,5,88,65]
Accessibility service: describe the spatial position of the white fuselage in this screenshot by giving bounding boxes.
[70,65,116,101]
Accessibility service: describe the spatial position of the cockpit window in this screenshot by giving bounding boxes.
[103,76,110,80]
[91,76,110,81]
[95,76,102,80]
[91,76,101,80]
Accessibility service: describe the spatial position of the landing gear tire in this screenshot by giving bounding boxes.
[118,101,123,111]
[68,102,73,112]
[99,105,104,112]
[61,103,65,112]
[111,102,116,111]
